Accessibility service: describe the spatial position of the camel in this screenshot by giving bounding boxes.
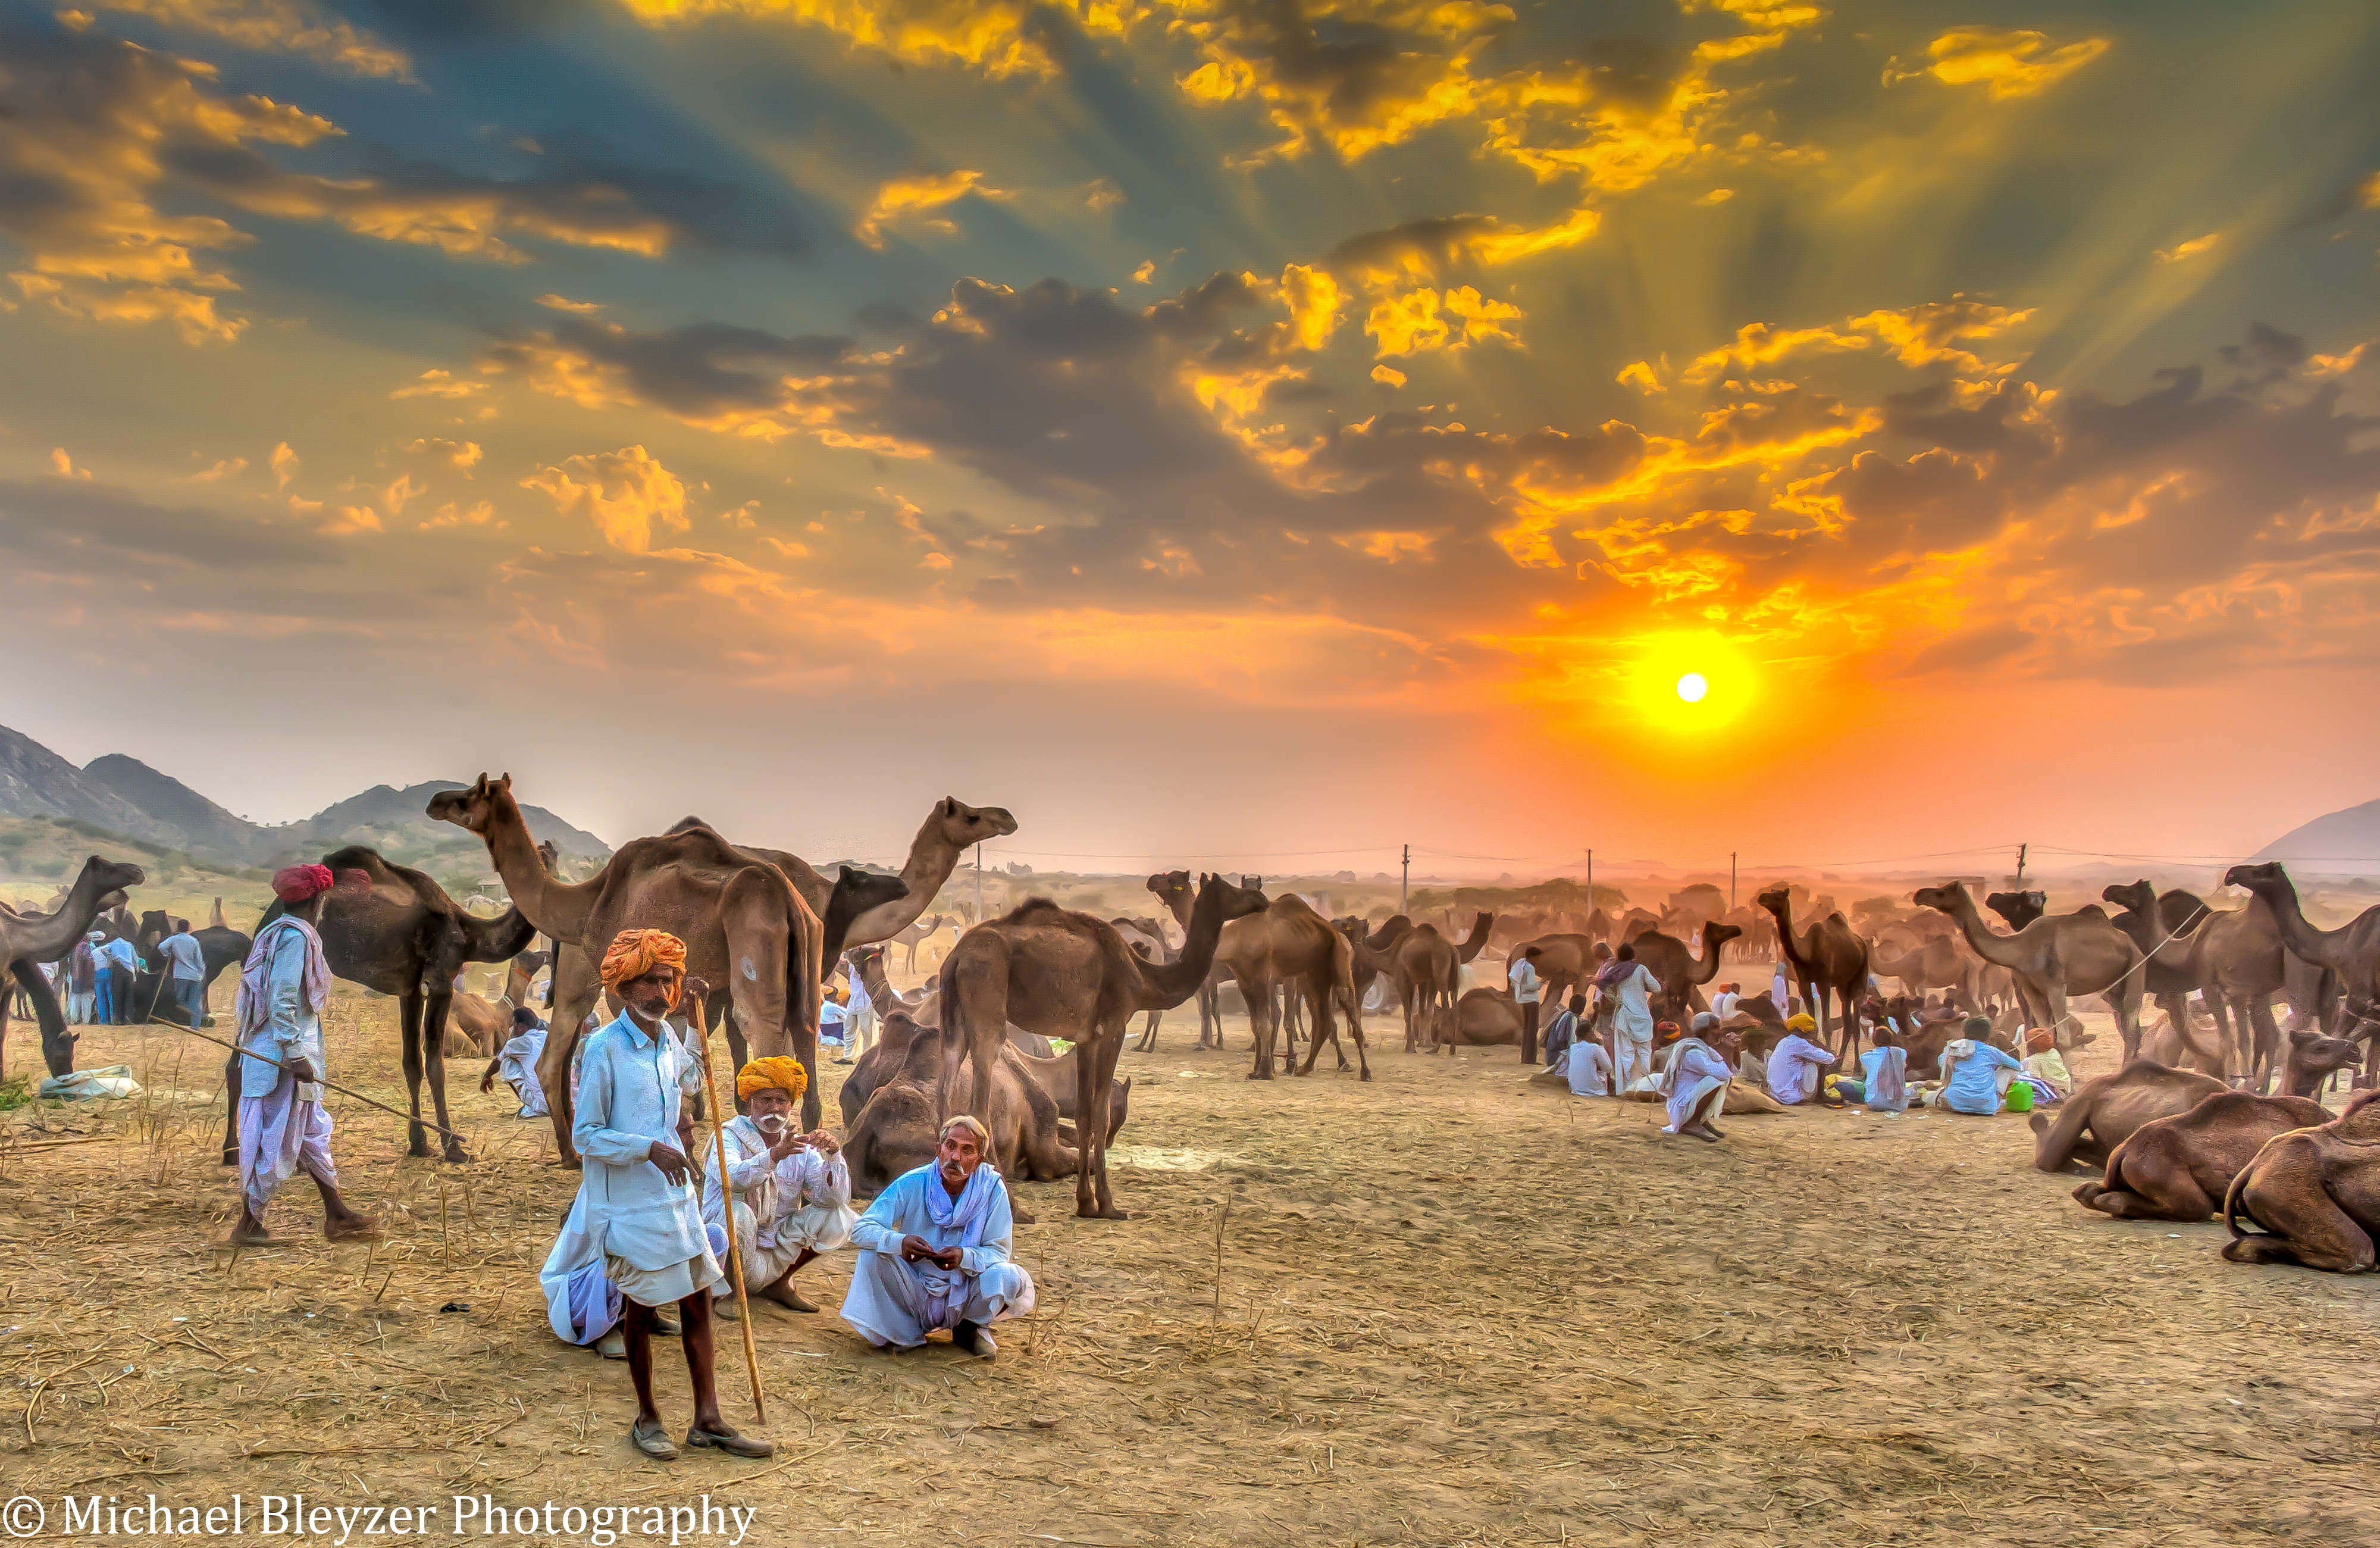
[2220,1089,2380,1271]
[2029,1062,2228,1174]
[0,856,146,1080]
[1615,907,1661,944]
[130,909,249,1025]
[1870,936,1978,1011]
[674,797,1016,954]
[843,1021,1088,1200]
[2075,1089,2333,1222]
[1987,890,2046,931]
[427,775,823,1161]
[1441,986,1522,1048]
[1755,885,1870,1059]
[2140,1007,2228,1076]
[891,912,946,974]
[2224,862,2380,1022]
[1391,912,1493,1053]
[940,875,1269,1218]
[1914,880,2143,1062]
[228,847,536,1165]
[1211,892,1368,1085]
[1630,922,1743,1022]
[1507,933,1608,1014]
[1111,917,1174,1050]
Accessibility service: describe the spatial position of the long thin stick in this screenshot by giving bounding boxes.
[691,1014,765,1424]
[140,1020,473,1150]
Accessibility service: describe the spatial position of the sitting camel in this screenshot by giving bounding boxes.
[2075,1089,2331,1222]
[2221,1090,2380,1271]
[1440,986,1522,1049]
[2030,1062,2228,1174]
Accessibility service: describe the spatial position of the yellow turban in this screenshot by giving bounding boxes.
[736,1056,809,1102]
[1786,1012,1817,1031]
[600,928,687,1005]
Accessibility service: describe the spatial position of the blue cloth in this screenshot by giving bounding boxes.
[1858,1044,1910,1112]
[96,938,139,973]
[93,972,116,1024]
[175,980,205,1025]
[159,933,206,981]
[237,918,325,1097]
[1941,1043,2022,1115]
[1540,1008,1578,1068]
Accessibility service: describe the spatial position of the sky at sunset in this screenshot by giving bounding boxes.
[2,0,2376,875]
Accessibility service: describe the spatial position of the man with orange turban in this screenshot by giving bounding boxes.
[700,1057,856,1317]
[539,928,773,1461]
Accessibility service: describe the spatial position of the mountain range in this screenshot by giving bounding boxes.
[2254,797,2380,875]
[0,723,607,874]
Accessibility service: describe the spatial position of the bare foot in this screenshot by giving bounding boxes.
[228,1219,273,1247]
[325,1215,381,1241]
[762,1283,819,1314]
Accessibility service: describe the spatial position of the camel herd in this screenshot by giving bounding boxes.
[4,782,2380,1269]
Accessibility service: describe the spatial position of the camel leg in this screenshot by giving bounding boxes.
[1341,983,1371,1081]
[1075,1028,1128,1220]
[1242,973,1276,1081]
[419,989,468,1163]
[2247,996,2281,1093]
[1296,970,1335,1077]
[398,992,435,1160]
[2222,1180,2379,1271]
[537,944,602,1165]
[719,870,813,1128]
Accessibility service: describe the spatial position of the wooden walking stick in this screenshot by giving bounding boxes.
[690,1002,766,1423]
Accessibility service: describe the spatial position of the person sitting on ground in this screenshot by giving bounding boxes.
[1564,998,1614,1097]
[1710,981,1741,1021]
[1765,1014,1837,1106]
[2018,1028,2071,1104]
[1936,1016,2024,1115]
[1540,991,1580,1071]
[538,933,772,1461]
[841,1115,1036,1361]
[482,1005,550,1119]
[1833,1025,1910,1112]
[1661,1024,1744,1143]
[702,1056,856,1318]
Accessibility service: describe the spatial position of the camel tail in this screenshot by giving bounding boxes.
[2222,1163,2263,1246]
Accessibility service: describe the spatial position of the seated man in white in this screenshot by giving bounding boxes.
[841,1115,1036,1361]
[702,1055,857,1316]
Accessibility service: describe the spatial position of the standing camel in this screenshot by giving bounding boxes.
[892,914,947,974]
[427,775,822,1161]
[1509,933,1609,1013]
[2102,881,2224,1068]
[939,875,1269,1218]
[1755,886,1870,1059]
[1914,880,2144,1061]
[231,848,537,1164]
[1391,912,1494,1052]
[0,856,147,1081]
[1213,894,1368,1081]
[1147,870,1276,1050]
[1631,921,1745,1022]
[2224,862,2380,1011]
[1869,936,1979,1011]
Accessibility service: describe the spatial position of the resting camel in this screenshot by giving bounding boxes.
[1756,886,1869,1059]
[2030,1062,2228,1174]
[231,847,535,1164]
[2077,1089,2332,1222]
[891,913,946,973]
[428,775,823,1161]
[1213,892,1368,1084]
[844,1021,1093,1200]
[1915,880,2144,1062]
[941,875,1268,1218]
[1630,922,1743,1022]
[1870,936,1978,1011]
[2221,1089,2380,1271]
[0,856,146,1081]
[1442,986,1522,1048]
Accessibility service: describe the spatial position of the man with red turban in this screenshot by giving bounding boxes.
[230,864,376,1245]
[538,928,774,1461]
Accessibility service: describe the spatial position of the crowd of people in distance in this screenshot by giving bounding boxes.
[1518,947,2078,1142]
[37,924,211,1026]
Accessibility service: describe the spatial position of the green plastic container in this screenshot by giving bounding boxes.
[2003,1080,2034,1114]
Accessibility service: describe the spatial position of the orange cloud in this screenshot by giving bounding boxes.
[854,170,1004,249]
[1887,27,2110,101]
[81,0,412,79]
[521,445,692,552]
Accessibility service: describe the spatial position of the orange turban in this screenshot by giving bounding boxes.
[2024,1027,2056,1055]
[600,928,687,1004]
[735,1056,809,1102]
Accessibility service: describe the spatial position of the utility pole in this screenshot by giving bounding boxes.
[975,842,984,923]
[1399,843,1410,916]
[2015,842,2027,890]
[1586,848,1593,911]
[1731,851,1737,910]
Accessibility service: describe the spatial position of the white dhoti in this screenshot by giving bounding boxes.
[711,1199,823,1297]
[841,1252,1035,1349]
[1662,1074,1729,1134]
[237,1080,336,1217]
[1612,1033,1652,1090]
[604,1249,722,1309]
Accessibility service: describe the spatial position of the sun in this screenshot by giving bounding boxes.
[1617,632,1755,730]
[1676,673,1708,703]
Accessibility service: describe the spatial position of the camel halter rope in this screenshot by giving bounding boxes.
[144,1018,476,1150]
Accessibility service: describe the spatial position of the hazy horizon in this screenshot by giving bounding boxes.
[3,1,2375,875]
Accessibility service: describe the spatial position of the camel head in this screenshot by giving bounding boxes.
[2102,880,2157,915]
[2286,1027,2362,1095]
[1146,870,1192,906]
[79,856,148,900]
[1984,890,2045,931]
[1911,881,1968,915]
[427,773,512,836]
[1753,884,1793,914]
[2222,861,2286,895]
[935,797,1019,848]
[1701,921,1744,956]
[1198,872,1272,924]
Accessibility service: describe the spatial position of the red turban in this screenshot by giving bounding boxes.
[272,864,335,902]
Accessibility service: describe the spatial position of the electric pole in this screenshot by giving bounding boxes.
[1399,843,1410,916]
[975,842,984,923]
[1731,851,1737,910]
[2015,842,2027,890]
[1586,848,1593,911]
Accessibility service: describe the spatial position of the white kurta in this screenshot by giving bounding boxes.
[1609,964,1661,1046]
[840,1165,1036,1349]
[1766,1034,1836,1106]
[1564,1038,1612,1096]
[540,1012,719,1339]
[702,1118,857,1295]
[497,1026,548,1118]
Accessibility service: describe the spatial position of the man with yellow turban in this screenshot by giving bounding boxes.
[538,929,773,1461]
[700,1058,857,1316]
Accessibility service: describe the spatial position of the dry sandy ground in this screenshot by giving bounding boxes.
[1,995,2376,1548]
